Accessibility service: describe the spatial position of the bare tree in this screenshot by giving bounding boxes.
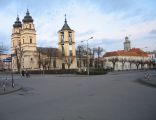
[134,60,141,70]
[46,48,53,70]
[15,42,23,72]
[119,58,127,70]
[37,47,42,69]
[127,59,134,70]
[93,46,104,68]
[53,49,62,69]
[77,45,85,69]
[108,57,119,70]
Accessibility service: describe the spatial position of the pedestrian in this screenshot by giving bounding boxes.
[22,70,25,77]
[26,70,30,78]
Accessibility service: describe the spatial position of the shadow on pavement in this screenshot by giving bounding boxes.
[135,78,156,88]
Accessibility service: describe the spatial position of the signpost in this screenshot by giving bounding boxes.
[3,54,16,88]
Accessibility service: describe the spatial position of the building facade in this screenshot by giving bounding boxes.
[103,48,150,70]
[11,10,42,71]
[103,37,153,70]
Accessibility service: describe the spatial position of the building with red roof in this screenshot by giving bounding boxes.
[102,37,153,70]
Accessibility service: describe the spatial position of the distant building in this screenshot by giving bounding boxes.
[124,36,131,51]
[147,51,156,64]
[0,54,11,70]
[103,37,153,70]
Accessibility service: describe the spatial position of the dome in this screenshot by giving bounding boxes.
[22,9,33,23]
[125,36,128,40]
[13,16,22,28]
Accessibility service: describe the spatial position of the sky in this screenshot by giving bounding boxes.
[0,0,156,53]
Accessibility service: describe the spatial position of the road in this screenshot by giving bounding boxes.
[0,70,156,120]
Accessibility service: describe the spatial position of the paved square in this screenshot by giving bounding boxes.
[0,71,156,120]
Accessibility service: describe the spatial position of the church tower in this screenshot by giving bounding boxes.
[11,10,38,71]
[21,9,37,69]
[11,15,22,71]
[58,15,77,69]
[11,15,22,53]
[124,36,131,51]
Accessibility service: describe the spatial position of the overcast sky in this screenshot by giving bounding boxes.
[0,0,156,53]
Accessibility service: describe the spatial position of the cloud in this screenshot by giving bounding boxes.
[150,29,156,35]
[0,0,156,53]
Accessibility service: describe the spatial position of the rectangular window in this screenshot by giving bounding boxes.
[30,39,32,43]
[69,32,72,45]
[61,34,64,44]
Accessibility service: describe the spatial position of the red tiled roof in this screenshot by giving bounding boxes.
[103,48,148,57]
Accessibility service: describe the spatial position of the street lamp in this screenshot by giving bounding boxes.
[81,37,93,75]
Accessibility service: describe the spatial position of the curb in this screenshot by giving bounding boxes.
[0,86,22,95]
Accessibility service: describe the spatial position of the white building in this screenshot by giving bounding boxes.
[103,48,150,70]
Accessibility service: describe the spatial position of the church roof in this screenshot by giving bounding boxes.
[22,9,33,23]
[103,48,148,57]
[37,47,61,57]
[60,15,71,31]
[13,16,22,28]
[124,36,130,42]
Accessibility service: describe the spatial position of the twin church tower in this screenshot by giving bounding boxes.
[11,10,77,71]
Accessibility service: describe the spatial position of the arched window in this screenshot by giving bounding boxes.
[30,38,32,43]
[29,24,31,29]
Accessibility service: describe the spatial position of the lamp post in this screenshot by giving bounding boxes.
[11,54,16,88]
[81,37,93,75]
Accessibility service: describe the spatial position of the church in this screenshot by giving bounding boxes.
[11,10,154,72]
[11,10,77,72]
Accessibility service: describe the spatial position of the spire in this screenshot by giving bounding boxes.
[61,14,71,31]
[26,9,30,16]
[65,14,67,23]
[125,36,128,41]
[16,14,19,21]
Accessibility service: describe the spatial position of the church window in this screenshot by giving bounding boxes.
[61,33,64,44]
[23,39,24,44]
[29,24,31,29]
[30,58,33,61]
[69,32,72,45]
[13,41,14,47]
[30,38,32,43]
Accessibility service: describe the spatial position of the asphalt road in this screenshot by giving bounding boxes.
[0,70,156,120]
